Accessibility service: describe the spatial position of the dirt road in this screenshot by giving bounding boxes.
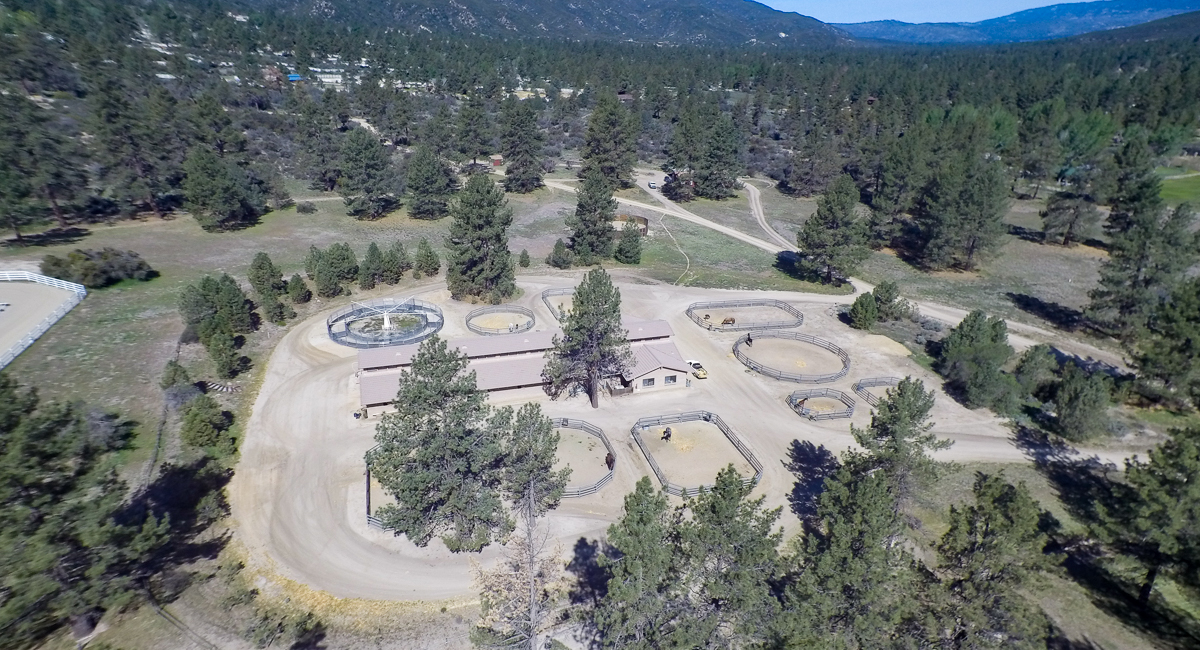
[230,276,1141,603]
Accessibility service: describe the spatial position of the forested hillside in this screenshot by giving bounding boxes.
[4,0,1200,647]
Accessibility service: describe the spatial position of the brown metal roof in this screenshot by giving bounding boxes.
[624,341,691,381]
[357,319,674,371]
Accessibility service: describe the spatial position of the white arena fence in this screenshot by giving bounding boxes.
[0,271,87,370]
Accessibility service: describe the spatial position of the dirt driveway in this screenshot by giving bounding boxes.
[229,275,1143,603]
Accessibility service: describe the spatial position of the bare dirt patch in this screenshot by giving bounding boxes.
[640,421,755,486]
[739,337,847,376]
[553,427,609,488]
[0,280,76,361]
[694,305,800,327]
[470,312,534,331]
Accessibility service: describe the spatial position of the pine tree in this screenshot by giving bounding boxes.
[938,474,1053,649]
[849,377,949,505]
[580,91,638,188]
[413,238,441,278]
[936,311,1015,410]
[380,240,411,284]
[456,93,493,165]
[445,173,516,303]
[614,223,643,265]
[1137,279,1200,407]
[366,336,510,551]
[1100,427,1200,607]
[314,261,343,298]
[518,249,531,268]
[1055,362,1111,442]
[287,274,312,304]
[546,239,574,269]
[191,92,245,158]
[247,252,284,298]
[359,241,383,289]
[592,477,684,648]
[182,146,262,231]
[567,172,617,263]
[338,128,398,220]
[1088,203,1197,343]
[544,269,633,408]
[796,174,868,284]
[88,81,173,218]
[420,104,456,157]
[499,96,544,193]
[207,327,242,378]
[1042,193,1101,247]
[498,402,571,522]
[693,112,740,200]
[181,394,231,448]
[19,96,87,230]
[848,292,878,330]
[918,156,1010,271]
[405,144,456,220]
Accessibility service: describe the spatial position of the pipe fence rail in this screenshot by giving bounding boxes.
[685,299,804,332]
[0,271,87,369]
[326,297,444,349]
[630,411,763,498]
[733,331,851,384]
[787,388,856,421]
[852,377,902,407]
[540,287,575,323]
[465,304,536,336]
[556,418,616,498]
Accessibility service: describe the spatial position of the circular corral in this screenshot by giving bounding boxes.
[787,388,856,421]
[734,331,851,384]
[686,299,804,332]
[552,418,616,498]
[326,297,444,349]
[630,412,762,498]
[540,287,575,323]
[466,304,536,336]
[853,377,902,407]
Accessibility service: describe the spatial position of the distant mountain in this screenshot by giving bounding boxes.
[242,0,850,48]
[835,0,1200,44]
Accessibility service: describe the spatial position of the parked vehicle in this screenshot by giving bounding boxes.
[648,181,657,189]
[685,360,708,379]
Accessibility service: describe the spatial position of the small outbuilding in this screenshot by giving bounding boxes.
[622,343,691,392]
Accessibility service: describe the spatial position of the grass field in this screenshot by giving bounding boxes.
[1161,174,1200,206]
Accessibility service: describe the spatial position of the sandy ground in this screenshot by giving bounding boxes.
[696,305,800,327]
[0,280,78,362]
[639,421,756,486]
[798,397,847,413]
[228,275,1148,606]
[470,311,534,331]
[553,428,610,487]
[739,337,848,376]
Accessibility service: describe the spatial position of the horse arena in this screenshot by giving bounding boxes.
[229,276,1029,608]
[0,271,86,369]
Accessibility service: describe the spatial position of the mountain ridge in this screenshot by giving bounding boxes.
[835,0,1200,44]
[241,0,850,48]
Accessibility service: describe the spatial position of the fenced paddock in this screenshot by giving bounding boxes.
[0,271,87,369]
[787,388,856,421]
[853,377,902,407]
[630,411,763,498]
[685,299,804,332]
[555,418,616,498]
[733,331,851,384]
[540,287,575,323]
[465,304,536,336]
[326,297,444,349]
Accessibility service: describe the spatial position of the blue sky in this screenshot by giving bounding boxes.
[760,0,1074,24]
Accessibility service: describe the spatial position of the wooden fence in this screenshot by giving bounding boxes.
[685,299,804,332]
[787,388,856,421]
[733,331,851,384]
[630,411,763,498]
[465,304,536,336]
[852,377,902,407]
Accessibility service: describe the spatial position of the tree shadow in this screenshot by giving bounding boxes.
[3,227,92,248]
[290,623,328,649]
[1009,224,1046,244]
[566,537,611,608]
[1014,426,1200,648]
[782,439,840,526]
[1006,293,1085,332]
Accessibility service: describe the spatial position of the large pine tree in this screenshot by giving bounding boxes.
[567,172,617,263]
[456,93,493,165]
[338,127,398,220]
[366,336,510,551]
[796,174,868,284]
[580,91,638,189]
[405,144,456,220]
[445,173,516,303]
[499,96,545,193]
[543,269,632,408]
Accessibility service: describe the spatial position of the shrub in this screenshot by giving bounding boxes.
[1056,362,1112,441]
[296,201,317,214]
[518,249,531,268]
[614,223,642,264]
[287,274,311,304]
[935,311,1014,409]
[41,248,155,288]
[848,293,879,330]
[413,239,441,278]
[546,238,574,269]
[181,394,231,448]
